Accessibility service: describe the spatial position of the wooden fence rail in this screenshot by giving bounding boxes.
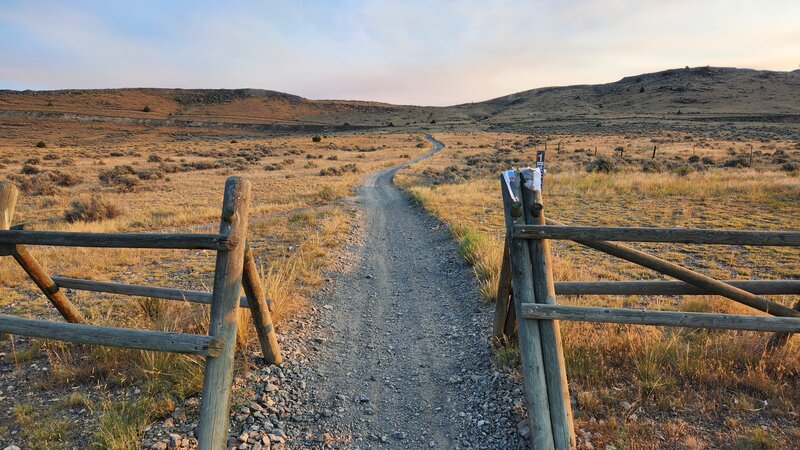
[496,167,798,449]
[522,304,800,333]
[0,178,282,450]
[514,225,800,246]
[0,230,235,249]
[554,279,800,296]
[52,276,252,307]
[0,314,223,356]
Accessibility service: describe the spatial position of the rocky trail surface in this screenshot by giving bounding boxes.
[283,135,524,449]
[143,135,526,450]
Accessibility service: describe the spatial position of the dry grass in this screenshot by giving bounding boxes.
[398,131,800,449]
[0,119,429,447]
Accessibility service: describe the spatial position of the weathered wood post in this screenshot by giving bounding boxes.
[198,177,251,450]
[0,183,17,230]
[242,244,283,365]
[0,183,16,340]
[0,183,85,324]
[493,240,513,341]
[519,171,576,449]
[500,171,554,449]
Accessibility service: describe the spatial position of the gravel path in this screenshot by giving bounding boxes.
[286,135,524,449]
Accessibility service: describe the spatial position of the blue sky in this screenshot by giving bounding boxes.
[1,0,798,105]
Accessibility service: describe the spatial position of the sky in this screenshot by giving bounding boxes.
[1,0,799,106]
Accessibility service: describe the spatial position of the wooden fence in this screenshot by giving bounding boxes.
[495,168,800,449]
[0,177,282,450]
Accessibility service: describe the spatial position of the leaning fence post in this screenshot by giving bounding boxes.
[520,170,576,449]
[500,171,554,449]
[242,243,283,365]
[493,238,514,341]
[198,177,251,450]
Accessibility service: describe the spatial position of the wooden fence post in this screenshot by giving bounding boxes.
[493,238,513,341]
[500,171,554,449]
[198,177,251,450]
[520,177,575,448]
[242,244,282,365]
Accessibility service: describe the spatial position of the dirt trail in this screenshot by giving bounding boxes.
[292,135,521,449]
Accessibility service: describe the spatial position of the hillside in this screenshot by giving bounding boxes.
[469,66,800,121]
[2,67,799,134]
[0,87,420,128]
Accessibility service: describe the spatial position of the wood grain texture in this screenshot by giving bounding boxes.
[522,304,800,333]
[0,230,234,249]
[520,184,575,449]
[501,172,554,449]
[242,245,283,365]
[554,280,800,296]
[0,314,222,356]
[198,177,252,450]
[514,225,800,246]
[0,183,18,230]
[13,246,86,323]
[492,239,514,340]
[52,276,251,307]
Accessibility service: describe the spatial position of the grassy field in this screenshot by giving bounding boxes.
[397,131,800,449]
[0,116,429,448]
[1,118,799,448]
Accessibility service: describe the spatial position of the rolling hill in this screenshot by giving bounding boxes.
[2,66,799,133]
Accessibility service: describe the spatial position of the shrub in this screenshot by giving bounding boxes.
[21,164,39,174]
[781,161,798,172]
[64,195,122,222]
[43,153,60,160]
[36,141,47,148]
[136,168,164,180]
[99,165,140,191]
[312,135,322,143]
[585,156,616,173]
[722,156,751,168]
[319,164,359,176]
[688,155,700,163]
[701,156,715,165]
[147,154,163,163]
[50,170,82,187]
[670,164,694,176]
[640,160,664,173]
[142,106,151,112]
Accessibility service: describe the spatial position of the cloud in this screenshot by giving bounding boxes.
[1,0,798,105]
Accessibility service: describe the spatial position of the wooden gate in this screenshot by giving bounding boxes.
[495,168,800,449]
[0,177,282,450]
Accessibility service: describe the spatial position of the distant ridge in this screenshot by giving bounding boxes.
[2,67,799,129]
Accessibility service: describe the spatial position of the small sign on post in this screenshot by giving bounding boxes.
[536,151,546,187]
